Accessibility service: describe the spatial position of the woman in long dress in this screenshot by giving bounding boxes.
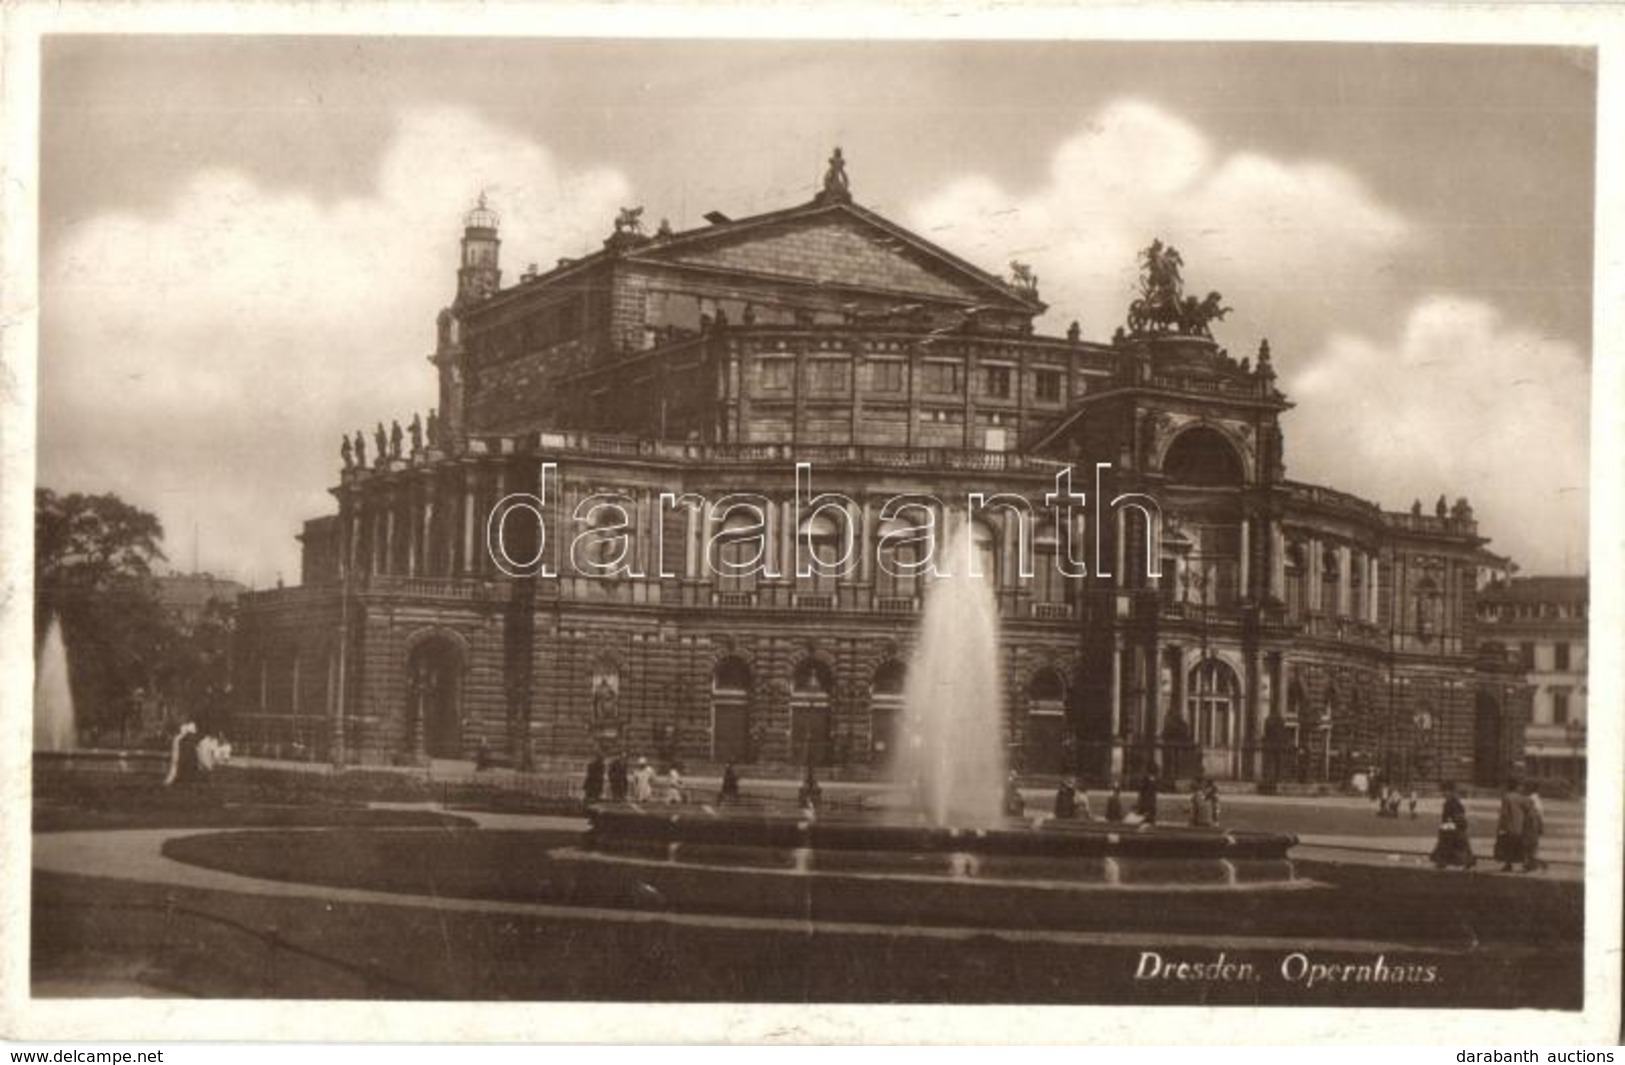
[1430,781,1476,869]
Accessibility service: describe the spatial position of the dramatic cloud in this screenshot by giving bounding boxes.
[40,107,631,583]
[908,98,1411,350]
[911,99,1587,574]
[1287,297,1590,573]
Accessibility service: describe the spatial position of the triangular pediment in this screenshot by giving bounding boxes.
[629,202,1040,313]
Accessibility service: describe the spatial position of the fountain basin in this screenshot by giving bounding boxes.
[34,749,170,775]
[583,804,1300,888]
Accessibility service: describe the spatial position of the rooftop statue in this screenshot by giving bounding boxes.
[1009,261,1038,295]
[614,206,645,236]
[1126,239,1232,338]
[340,434,353,470]
[819,147,852,203]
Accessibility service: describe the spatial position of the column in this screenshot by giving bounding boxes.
[1338,546,1352,618]
[1307,540,1321,612]
[1270,522,1285,600]
[1108,634,1123,741]
[859,498,874,584]
[634,488,651,577]
[779,497,795,581]
[407,486,420,577]
[384,503,396,576]
[1114,509,1127,589]
[462,473,477,575]
[1368,556,1379,622]
[684,500,700,579]
[423,488,436,577]
[1239,516,1251,600]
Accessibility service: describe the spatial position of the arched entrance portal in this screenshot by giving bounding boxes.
[1023,668,1069,775]
[791,659,834,766]
[711,657,752,764]
[870,660,907,767]
[407,637,464,760]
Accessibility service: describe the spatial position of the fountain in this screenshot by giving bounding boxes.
[900,523,1004,826]
[34,617,77,752]
[571,522,1301,908]
[33,616,167,780]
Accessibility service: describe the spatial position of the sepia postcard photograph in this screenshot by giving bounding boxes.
[2,2,1620,1047]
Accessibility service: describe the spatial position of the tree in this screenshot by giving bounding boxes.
[35,489,171,742]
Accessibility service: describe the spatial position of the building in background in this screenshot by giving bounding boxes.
[231,151,1532,785]
[1476,575,1589,789]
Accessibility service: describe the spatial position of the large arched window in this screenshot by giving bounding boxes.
[1321,546,1341,616]
[1413,576,1441,641]
[711,509,766,596]
[875,515,925,603]
[800,512,844,595]
[1284,542,1308,619]
[711,657,752,763]
[791,659,835,766]
[1031,521,1067,606]
[970,519,998,587]
[1163,426,1245,486]
[1187,658,1241,749]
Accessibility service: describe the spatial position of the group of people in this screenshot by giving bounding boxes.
[163,720,231,786]
[1001,770,1199,828]
[1374,783,1419,819]
[582,752,685,805]
[584,754,761,809]
[1429,779,1546,873]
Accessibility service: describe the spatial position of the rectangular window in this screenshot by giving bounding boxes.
[1035,369,1062,402]
[1551,688,1570,726]
[1518,641,1536,670]
[1554,641,1570,670]
[871,361,904,391]
[985,366,1011,398]
[922,362,963,395]
[760,358,792,390]
[809,357,849,393]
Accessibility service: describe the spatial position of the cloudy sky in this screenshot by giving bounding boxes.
[37,38,1594,584]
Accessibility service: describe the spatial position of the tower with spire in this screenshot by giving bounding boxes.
[456,193,502,307]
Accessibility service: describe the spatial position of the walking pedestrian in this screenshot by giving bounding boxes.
[1429,780,1476,869]
[666,763,685,805]
[1189,778,1213,827]
[1135,766,1159,825]
[1495,779,1528,872]
[1105,783,1125,823]
[1003,770,1025,817]
[798,768,823,815]
[1521,781,1546,873]
[631,756,656,802]
[1053,777,1078,820]
[718,763,740,805]
[583,752,606,804]
[1204,777,1222,826]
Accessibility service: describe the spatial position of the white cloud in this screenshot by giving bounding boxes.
[40,106,631,583]
[911,99,1586,575]
[1287,297,1590,574]
[907,99,1411,346]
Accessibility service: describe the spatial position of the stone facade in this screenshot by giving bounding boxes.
[232,167,1529,786]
